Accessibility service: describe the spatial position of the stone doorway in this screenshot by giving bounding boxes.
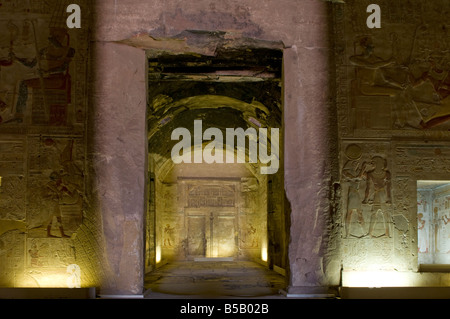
[153,173,267,264]
[182,180,240,260]
[145,45,288,296]
[186,210,237,259]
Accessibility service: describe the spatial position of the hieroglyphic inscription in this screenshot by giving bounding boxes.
[187,184,235,208]
[0,231,25,286]
[0,176,26,220]
[0,140,25,174]
[0,140,26,220]
[27,238,75,268]
[395,145,450,174]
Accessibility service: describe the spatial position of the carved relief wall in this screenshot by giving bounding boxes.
[334,0,450,280]
[0,1,99,288]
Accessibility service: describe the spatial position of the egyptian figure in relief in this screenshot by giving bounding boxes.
[417,213,429,253]
[350,34,405,97]
[342,144,366,238]
[363,156,392,238]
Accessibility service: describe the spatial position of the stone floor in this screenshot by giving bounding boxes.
[144,260,287,299]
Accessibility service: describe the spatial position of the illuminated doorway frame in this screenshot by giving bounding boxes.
[144,46,288,278]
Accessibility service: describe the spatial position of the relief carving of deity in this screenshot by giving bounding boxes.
[342,144,366,238]
[342,144,393,238]
[363,156,392,238]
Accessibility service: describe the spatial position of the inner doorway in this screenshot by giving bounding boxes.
[153,165,267,263]
[186,210,237,259]
[145,44,287,296]
[183,180,239,260]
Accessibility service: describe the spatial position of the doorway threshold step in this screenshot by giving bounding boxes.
[194,257,234,262]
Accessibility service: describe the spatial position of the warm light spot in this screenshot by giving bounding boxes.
[17,274,71,288]
[14,264,87,288]
[156,246,161,263]
[342,271,412,288]
[261,245,268,262]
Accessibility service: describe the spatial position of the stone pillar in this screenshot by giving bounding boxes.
[283,2,339,296]
[89,41,147,296]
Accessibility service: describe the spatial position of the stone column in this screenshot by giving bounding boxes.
[283,1,339,296]
[89,41,147,296]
